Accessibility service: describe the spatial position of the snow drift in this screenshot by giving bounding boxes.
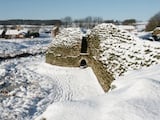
[36,65,160,120]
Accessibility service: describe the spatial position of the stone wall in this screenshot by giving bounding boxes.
[46,39,114,92]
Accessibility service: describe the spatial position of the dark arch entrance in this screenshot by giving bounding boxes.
[81,37,88,53]
[80,59,87,68]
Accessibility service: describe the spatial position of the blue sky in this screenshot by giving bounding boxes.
[0,0,160,21]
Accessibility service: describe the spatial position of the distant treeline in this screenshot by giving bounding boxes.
[0,19,62,25]
[0,17,142,30]
[0,18,137,27]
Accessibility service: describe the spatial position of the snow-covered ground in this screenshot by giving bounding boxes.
[0,56,103,120]
[0,34,103,120]
[36,24,160,120]
[1,25,160,120]
[0,33,51,58]
[36,65,160,120]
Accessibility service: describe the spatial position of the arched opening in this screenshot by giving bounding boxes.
[80,59,87,68]
[81,37,88,53]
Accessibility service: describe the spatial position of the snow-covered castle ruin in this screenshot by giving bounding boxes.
[46,24,160,92]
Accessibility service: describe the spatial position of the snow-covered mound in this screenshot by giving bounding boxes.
[51,27,82,46]
[36,65,160,120]
[92,23,135,41]
[91,23,160,77]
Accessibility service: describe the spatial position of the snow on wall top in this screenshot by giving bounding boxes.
[91,23,135,41]
[154,27,160,31]
[51,27,83,47]
[91,23,160,77]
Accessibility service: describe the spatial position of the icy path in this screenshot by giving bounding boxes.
[0,55,104,120]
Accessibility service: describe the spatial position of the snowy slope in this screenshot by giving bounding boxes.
[1,25,160,120]
[0,55,103,120]
[36,65,160,120]
[35,63,104,100]
[36,24,160,120]
[0,32,104,120]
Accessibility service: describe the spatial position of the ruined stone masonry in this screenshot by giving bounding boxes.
[46,29,114,92]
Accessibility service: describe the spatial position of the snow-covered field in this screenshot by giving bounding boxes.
[0,33,51,58]
[0,34,103,120]
[0,24,160,120]
[0,55,103,120]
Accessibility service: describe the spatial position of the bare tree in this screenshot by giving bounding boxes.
[93,17,103,25]
[62,16,72,27]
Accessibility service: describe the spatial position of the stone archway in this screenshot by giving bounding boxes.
[80,59,87,68]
